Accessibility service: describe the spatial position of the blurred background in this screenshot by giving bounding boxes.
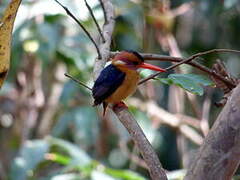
[0,0,240,179]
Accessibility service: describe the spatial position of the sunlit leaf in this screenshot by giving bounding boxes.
[0,0,22,87]
[104,168,146,180]
[159,74,214,96]
[167,169,186,180]
[45,153,71,165]
[51,173,80,180]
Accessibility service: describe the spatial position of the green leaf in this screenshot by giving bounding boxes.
[10,140,49,180]
[104,168,146,180]
[159,74,214,96]
[47,137,91,166]
[45,153,71,165]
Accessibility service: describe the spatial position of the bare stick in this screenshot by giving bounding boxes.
[185,83,240,180]
[54,0,101,58]
[139,49,240,87]
[99,0,107,22]
[113,107,167,180]
[64,73,92,91]
[84,0,105,42]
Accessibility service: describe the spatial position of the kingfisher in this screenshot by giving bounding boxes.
[92,50,166,115]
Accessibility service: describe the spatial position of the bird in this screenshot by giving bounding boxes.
[92,50,166,115]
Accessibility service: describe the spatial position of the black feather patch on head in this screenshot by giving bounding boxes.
[126,50,144,62]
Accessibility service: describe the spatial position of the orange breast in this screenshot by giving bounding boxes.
[106,68,139,104]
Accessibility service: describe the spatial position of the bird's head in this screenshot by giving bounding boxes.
[112,50,166,72]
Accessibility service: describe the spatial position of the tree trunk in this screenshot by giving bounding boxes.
[185,83,240,180]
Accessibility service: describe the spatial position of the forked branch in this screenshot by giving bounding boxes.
[84,0,105,42]
[138,49,240,87]
[54,0,101,58]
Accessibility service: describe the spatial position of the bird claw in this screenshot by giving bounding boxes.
[113,101,128,112]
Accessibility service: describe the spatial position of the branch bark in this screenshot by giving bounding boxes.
[129,98,203,145]
[113,107,167,180]
[185,83,240,180]
[93,0,115,81]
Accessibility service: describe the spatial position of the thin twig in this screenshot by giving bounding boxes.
[138,49,240,87]
[64,73,92,91]
[84,0,105,42]
[139,53,236,88]
[111,51,236,88]
[54,0,101,59]
[111,51,214,75]
[99,0,107,22]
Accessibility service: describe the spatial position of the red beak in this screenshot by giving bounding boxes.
[138,63,166,72]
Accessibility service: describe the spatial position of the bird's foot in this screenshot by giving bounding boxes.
[113,101,128,112]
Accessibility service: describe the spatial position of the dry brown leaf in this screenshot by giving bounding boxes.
[211,59,239,107]
[0,0,22,88]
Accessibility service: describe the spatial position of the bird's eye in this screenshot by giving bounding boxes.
[132,61,139,65]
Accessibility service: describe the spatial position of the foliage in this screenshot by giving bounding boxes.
[0,0,239,180]
[159,74,214,96]
[10,137,146,180]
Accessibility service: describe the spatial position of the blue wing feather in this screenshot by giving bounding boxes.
[92,64,125,105]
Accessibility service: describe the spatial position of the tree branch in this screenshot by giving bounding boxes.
[64,73,92,91]
[113,107,167,180]
[93,0,115,80]
[54,0,101,58]
[140,53,236,88]
[129,98,203,145]
[84,0,105,42]
[110,51,238,89]
[99,0,107,22]
[139,49,240,87]
[185,83,240,180]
